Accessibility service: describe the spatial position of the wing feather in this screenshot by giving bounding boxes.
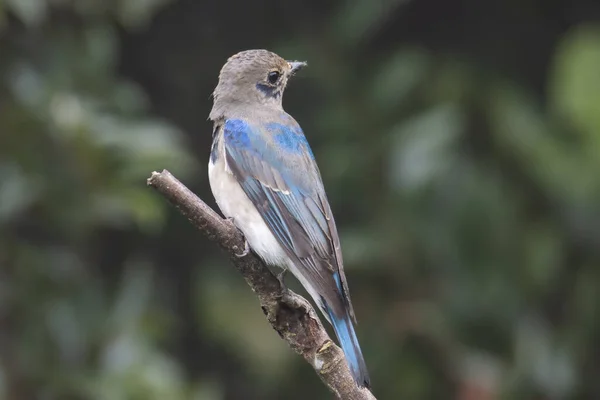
[223,118,356,319]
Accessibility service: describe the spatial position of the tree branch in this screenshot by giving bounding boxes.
[147,170,376,400]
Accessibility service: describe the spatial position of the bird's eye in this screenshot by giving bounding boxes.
[267,71,281,84]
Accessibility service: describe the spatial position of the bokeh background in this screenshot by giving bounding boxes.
[1,0,600,399]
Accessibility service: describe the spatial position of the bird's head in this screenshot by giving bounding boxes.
[210,49,306,120]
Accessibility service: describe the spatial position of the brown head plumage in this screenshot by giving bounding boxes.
[210,49,306,120]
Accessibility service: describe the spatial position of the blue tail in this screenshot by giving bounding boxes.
[325,305,371,388]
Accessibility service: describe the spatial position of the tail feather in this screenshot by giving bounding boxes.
[325,305,371,388]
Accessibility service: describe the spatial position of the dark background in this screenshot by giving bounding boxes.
[1,0,600,398]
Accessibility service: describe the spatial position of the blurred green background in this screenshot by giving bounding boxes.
[1,0,600,399]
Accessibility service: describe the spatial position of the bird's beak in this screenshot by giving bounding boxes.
[287,61,307,75]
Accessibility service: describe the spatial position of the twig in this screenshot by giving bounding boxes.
[147,170,376,400]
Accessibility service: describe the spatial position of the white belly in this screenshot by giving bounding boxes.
[208,147,329,319]
[208,153,289,267]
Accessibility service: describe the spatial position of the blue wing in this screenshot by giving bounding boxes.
[221,117,356,320]
[221,117,370,387]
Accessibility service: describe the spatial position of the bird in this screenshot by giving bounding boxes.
[208,49,370,388]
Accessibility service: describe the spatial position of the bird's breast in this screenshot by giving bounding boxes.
[208,139,289,267]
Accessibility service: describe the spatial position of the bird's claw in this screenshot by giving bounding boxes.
[276,269,288,287]
[234,239,250,258]
[225,217,250,258]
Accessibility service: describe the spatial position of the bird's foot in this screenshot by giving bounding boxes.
[276,268,288,287]
[225,216,236,226]
[234,238,250,258]
[224,217,250,258]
